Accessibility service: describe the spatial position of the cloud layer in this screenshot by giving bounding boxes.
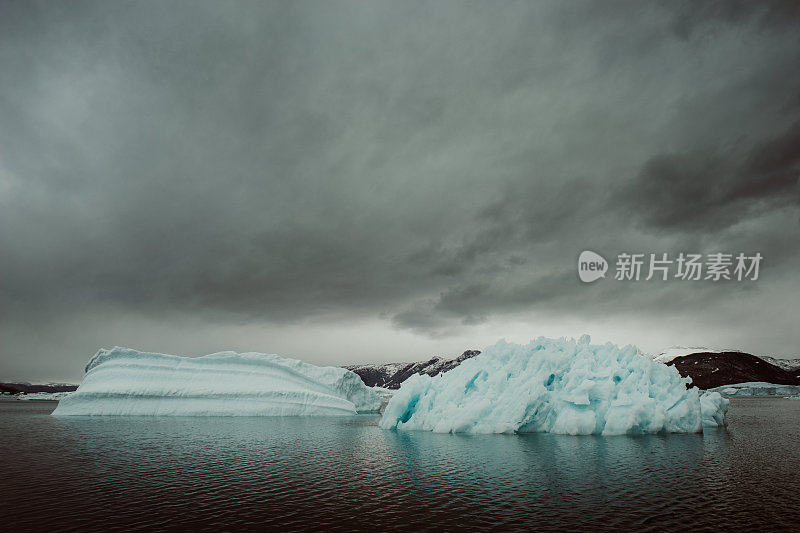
[1,1,798,380]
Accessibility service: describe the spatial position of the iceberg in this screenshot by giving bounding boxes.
[52,347,381,416]
[379,336,728,435]
[708,381,800,397]
[15,391,73,401]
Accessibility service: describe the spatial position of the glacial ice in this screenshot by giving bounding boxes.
[708,381,800,397]
[379,336,729,435]
[15,391,73,401]
[52,347,382,416]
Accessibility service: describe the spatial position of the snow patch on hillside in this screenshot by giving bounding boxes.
[652,347,720,364]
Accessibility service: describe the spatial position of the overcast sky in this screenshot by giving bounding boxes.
[1,1,799,381]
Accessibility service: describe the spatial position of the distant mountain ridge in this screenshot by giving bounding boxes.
[0,382,78,394]
[346,348,800,391]
[665,351,800,389]
[761,356,800,372]
[345,350,481,389]
[5,348,799,396]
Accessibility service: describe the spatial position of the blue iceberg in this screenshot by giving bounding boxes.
[379,336,728,435]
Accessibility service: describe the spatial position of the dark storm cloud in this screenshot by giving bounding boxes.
[670,0,800,38]
[742,120,800,201]
[623,119,800,232]
[1,0,799,378]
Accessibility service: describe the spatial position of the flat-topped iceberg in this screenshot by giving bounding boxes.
[52,347,381,416]
[708,381,800,397]
[379,336,728,435]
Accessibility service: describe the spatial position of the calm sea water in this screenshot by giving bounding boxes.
[2,398,799,531]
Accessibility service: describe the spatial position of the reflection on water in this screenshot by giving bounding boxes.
[1,398,799,531]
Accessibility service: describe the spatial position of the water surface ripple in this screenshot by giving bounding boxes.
[2,398,799,531]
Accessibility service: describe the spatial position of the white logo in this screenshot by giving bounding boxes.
[576,251,762,283]
[578,250,608,283]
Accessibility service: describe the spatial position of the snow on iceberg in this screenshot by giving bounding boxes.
[52,347,381,416]
[379,336,728,435]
